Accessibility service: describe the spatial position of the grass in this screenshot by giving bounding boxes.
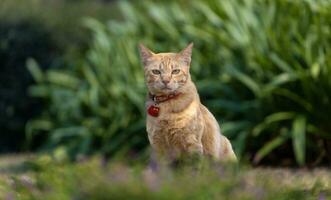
[0,155,330,200]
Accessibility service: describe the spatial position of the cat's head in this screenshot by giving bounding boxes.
[139,43,193,95]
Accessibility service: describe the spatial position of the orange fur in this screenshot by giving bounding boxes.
[139,43,237,162]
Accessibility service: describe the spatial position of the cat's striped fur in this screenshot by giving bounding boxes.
[139,43,237,162]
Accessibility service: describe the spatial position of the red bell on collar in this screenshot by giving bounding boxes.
[147,92,181,117]
[147,105,160,117]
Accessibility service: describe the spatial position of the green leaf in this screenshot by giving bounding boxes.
[292,115,306,166]
[273,88,313,112]
[254,133,289,164]
[233,131,248,159]
[226,65,261,96]
[269,53,294,73]
[262,73,297,95]
[221,121,252,138]
[25,119,53,146]
[252,112,296,136]
[26,58,44,83]
[46,71,80,89]
[28,85,50,98]
[311,62,320,79]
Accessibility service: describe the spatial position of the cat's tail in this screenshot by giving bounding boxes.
[219,135,237,162]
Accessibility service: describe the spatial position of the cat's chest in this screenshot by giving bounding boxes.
[146,100,202,133]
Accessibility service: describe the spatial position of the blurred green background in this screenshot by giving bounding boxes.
[1,0,331,167]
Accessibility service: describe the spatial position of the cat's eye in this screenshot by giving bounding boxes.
[172,69,180,74]
[152,70,161,75]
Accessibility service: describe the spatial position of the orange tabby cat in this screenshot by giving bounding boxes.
[139,43,237,162]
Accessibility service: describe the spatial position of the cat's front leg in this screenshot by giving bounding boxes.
[185,134,203,155]
[181,134,203,166]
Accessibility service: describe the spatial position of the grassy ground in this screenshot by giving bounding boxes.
[0,154,330,200]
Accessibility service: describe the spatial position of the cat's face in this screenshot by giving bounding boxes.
[139,43,193,95]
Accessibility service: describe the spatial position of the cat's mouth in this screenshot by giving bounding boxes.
[158,86,175,94]
[162,86,173,91]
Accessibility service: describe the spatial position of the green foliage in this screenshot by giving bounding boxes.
[0,0,121,152]
[26,19,147,157]
[28,0,331,165]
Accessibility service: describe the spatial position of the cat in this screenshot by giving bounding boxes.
[139,43,237,163]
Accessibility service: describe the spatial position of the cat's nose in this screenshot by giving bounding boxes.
[162,80,170,85]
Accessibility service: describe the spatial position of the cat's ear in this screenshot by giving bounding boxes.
[178,42,193,66]
[139,43,155,65]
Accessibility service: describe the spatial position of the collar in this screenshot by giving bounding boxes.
[149,92,181,104]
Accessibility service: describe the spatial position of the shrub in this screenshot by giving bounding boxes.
[29,0,331,166]
[0,0,120,152]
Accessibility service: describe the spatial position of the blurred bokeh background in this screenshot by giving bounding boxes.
[1,0,331,167]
